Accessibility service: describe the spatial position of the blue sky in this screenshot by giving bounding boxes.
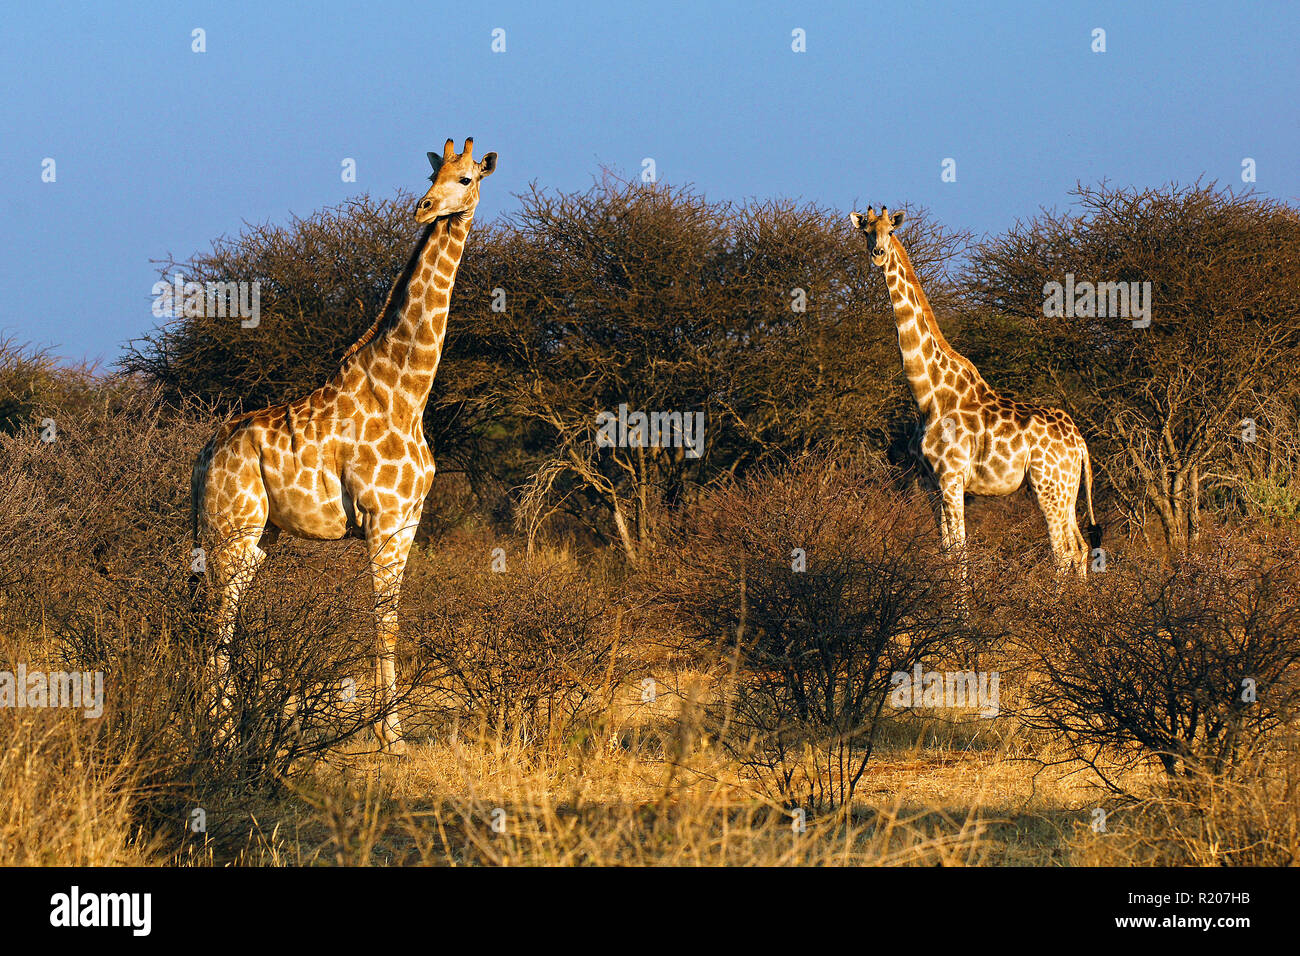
[2,0,1296,365]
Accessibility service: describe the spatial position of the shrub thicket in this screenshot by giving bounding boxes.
[660,455,973,811]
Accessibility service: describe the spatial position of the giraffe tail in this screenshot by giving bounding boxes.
[1082,444,1102,551]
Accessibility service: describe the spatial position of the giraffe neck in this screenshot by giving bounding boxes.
[881,237,977,416]
[342,211,472,429]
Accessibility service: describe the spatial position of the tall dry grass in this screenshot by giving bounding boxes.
[1068,742,1300,866]
[0,632,154,866]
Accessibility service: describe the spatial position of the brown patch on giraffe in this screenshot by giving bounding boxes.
[376,433,405,461]
[933,386,959,407]
[354,444,379,470]
[414,322,439,347]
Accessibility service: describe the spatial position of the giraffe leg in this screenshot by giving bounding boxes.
[1067,508,1089,578]
[1049,516,1077,575]
[937,478,971,615]
[208,530,268,736]
[366,520,419,755]
[1064,457,1090,578]
[920,474,945,539]
[1030,442,1094,577]
[1034,484,1081,577]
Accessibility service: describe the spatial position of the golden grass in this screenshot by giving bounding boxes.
[2,537,1293,867]
[4,660,1292,866]
[182,659,1128,867]
[0,709,154,866]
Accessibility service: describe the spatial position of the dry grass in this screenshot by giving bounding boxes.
[1067,740,1300,866]
[241,722,998,867]
[2,608,1294,867]
[147,646,1127,867]
[0,636,154,866]
[0,711,153,866]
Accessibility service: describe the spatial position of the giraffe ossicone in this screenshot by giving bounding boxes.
[192,138,497,754]
[850,205,1100,585]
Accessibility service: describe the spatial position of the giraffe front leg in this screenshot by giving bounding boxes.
[373,610,405,754]
[938,479,968,561]
[366,521,419,755]
[938,479,971,616]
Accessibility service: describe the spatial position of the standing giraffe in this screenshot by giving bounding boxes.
[193,138,496,754]
[850,206,1099,578]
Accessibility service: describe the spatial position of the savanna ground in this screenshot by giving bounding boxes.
[1,178,1298,866]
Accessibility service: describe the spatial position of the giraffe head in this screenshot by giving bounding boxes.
[415,138,498,223]
[849,206,905,267]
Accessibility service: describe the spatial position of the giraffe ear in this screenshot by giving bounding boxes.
[478,152,498,177]
[890,210,905,229]
[427,151,444,175]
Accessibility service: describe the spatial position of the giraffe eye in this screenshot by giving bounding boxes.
[459,177,472,186]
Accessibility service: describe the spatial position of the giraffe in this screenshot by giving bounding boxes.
[192,137,496,754]
[849,206,1099,580]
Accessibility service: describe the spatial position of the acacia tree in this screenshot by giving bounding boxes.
[469,179,733,559]
[1211,384,1300,522]
[465,178,966,558]
[964,182,1300,550]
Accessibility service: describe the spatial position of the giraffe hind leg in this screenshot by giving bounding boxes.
[1062,455,1090,577]
[1035,486,1085,577]
[1069,512,1090,577]
[208,531,268,737]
